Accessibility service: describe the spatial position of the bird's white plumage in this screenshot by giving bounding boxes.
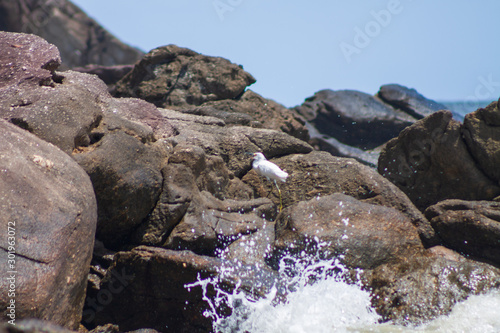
[252,152,288,182]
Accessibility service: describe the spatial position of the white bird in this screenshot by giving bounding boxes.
[250,152,288,212]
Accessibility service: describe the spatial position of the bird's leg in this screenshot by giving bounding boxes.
[265,177,273,198]
[274,180,283,212]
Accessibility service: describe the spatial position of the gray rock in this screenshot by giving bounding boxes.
[294,89,416,149]
[377,84,449,119]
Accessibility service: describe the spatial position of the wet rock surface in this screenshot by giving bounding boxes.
[2,25,500,332]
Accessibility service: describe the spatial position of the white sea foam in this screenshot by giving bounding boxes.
[186,253,500,333]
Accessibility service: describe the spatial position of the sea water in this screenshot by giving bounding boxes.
[186,254,500,333]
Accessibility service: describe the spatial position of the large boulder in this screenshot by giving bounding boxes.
[0,0,144,68]
[366,251,500,325]
[462,98,500,183]
[73,132,167,249]
[376,84,449,120]
[86,246,278,332]
[378,110,500,211]
[294,89,416,149]
[273,193,425,270]
[425,199,500,266]
[0,120,97,329]
[113,45,256,108]
[243,151,438,246]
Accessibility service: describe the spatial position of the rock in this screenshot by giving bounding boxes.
[160,108,313,177]
[366,253,500,325]
[101,97,177,140]
[273,193,425,269]
[223,222,275,268]
[0,70,105,154]
[131,144,276,252]
[244,151,438,246]
[0,31,61,88]
[378,110,500,211]
[0,120,97,329]
[305,121,381,167]
[425,199,500,266]
[463,99,500,183]
[0,0,144,68]
[199,90,309,141]
[377,84,449,119]
[73,64,135,85]
[294,89,416,149]
[113,44,256,108]
[73,131,166,249]
[87,246,278,332]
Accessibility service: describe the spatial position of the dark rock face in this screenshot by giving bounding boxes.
[425,199,500,266]
[367,253,500,325]
[378,110,500,211]
[73,132,165,249]
[0,120,97,329]
[377,84,448,119]
[113,45,256,108]
[294,89,416,149]
[0,0,144,68]
[88,246,278,332]
[463,99,500,183]
[274,193,425,269]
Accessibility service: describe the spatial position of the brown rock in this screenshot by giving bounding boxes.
[200,90,309,141]
[73,131,166,249]
[378,110,500,211]
[366,254,500,325]
[273,193,425,269]
[88,246,278,332]
[113,44,256,108]
[161,108,313,177]
[244,151,438,246]
[0,120,97,329]
[463,99,500,183]
[425,199,500,266]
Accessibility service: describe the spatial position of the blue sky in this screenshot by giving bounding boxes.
[71,0,500,108]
